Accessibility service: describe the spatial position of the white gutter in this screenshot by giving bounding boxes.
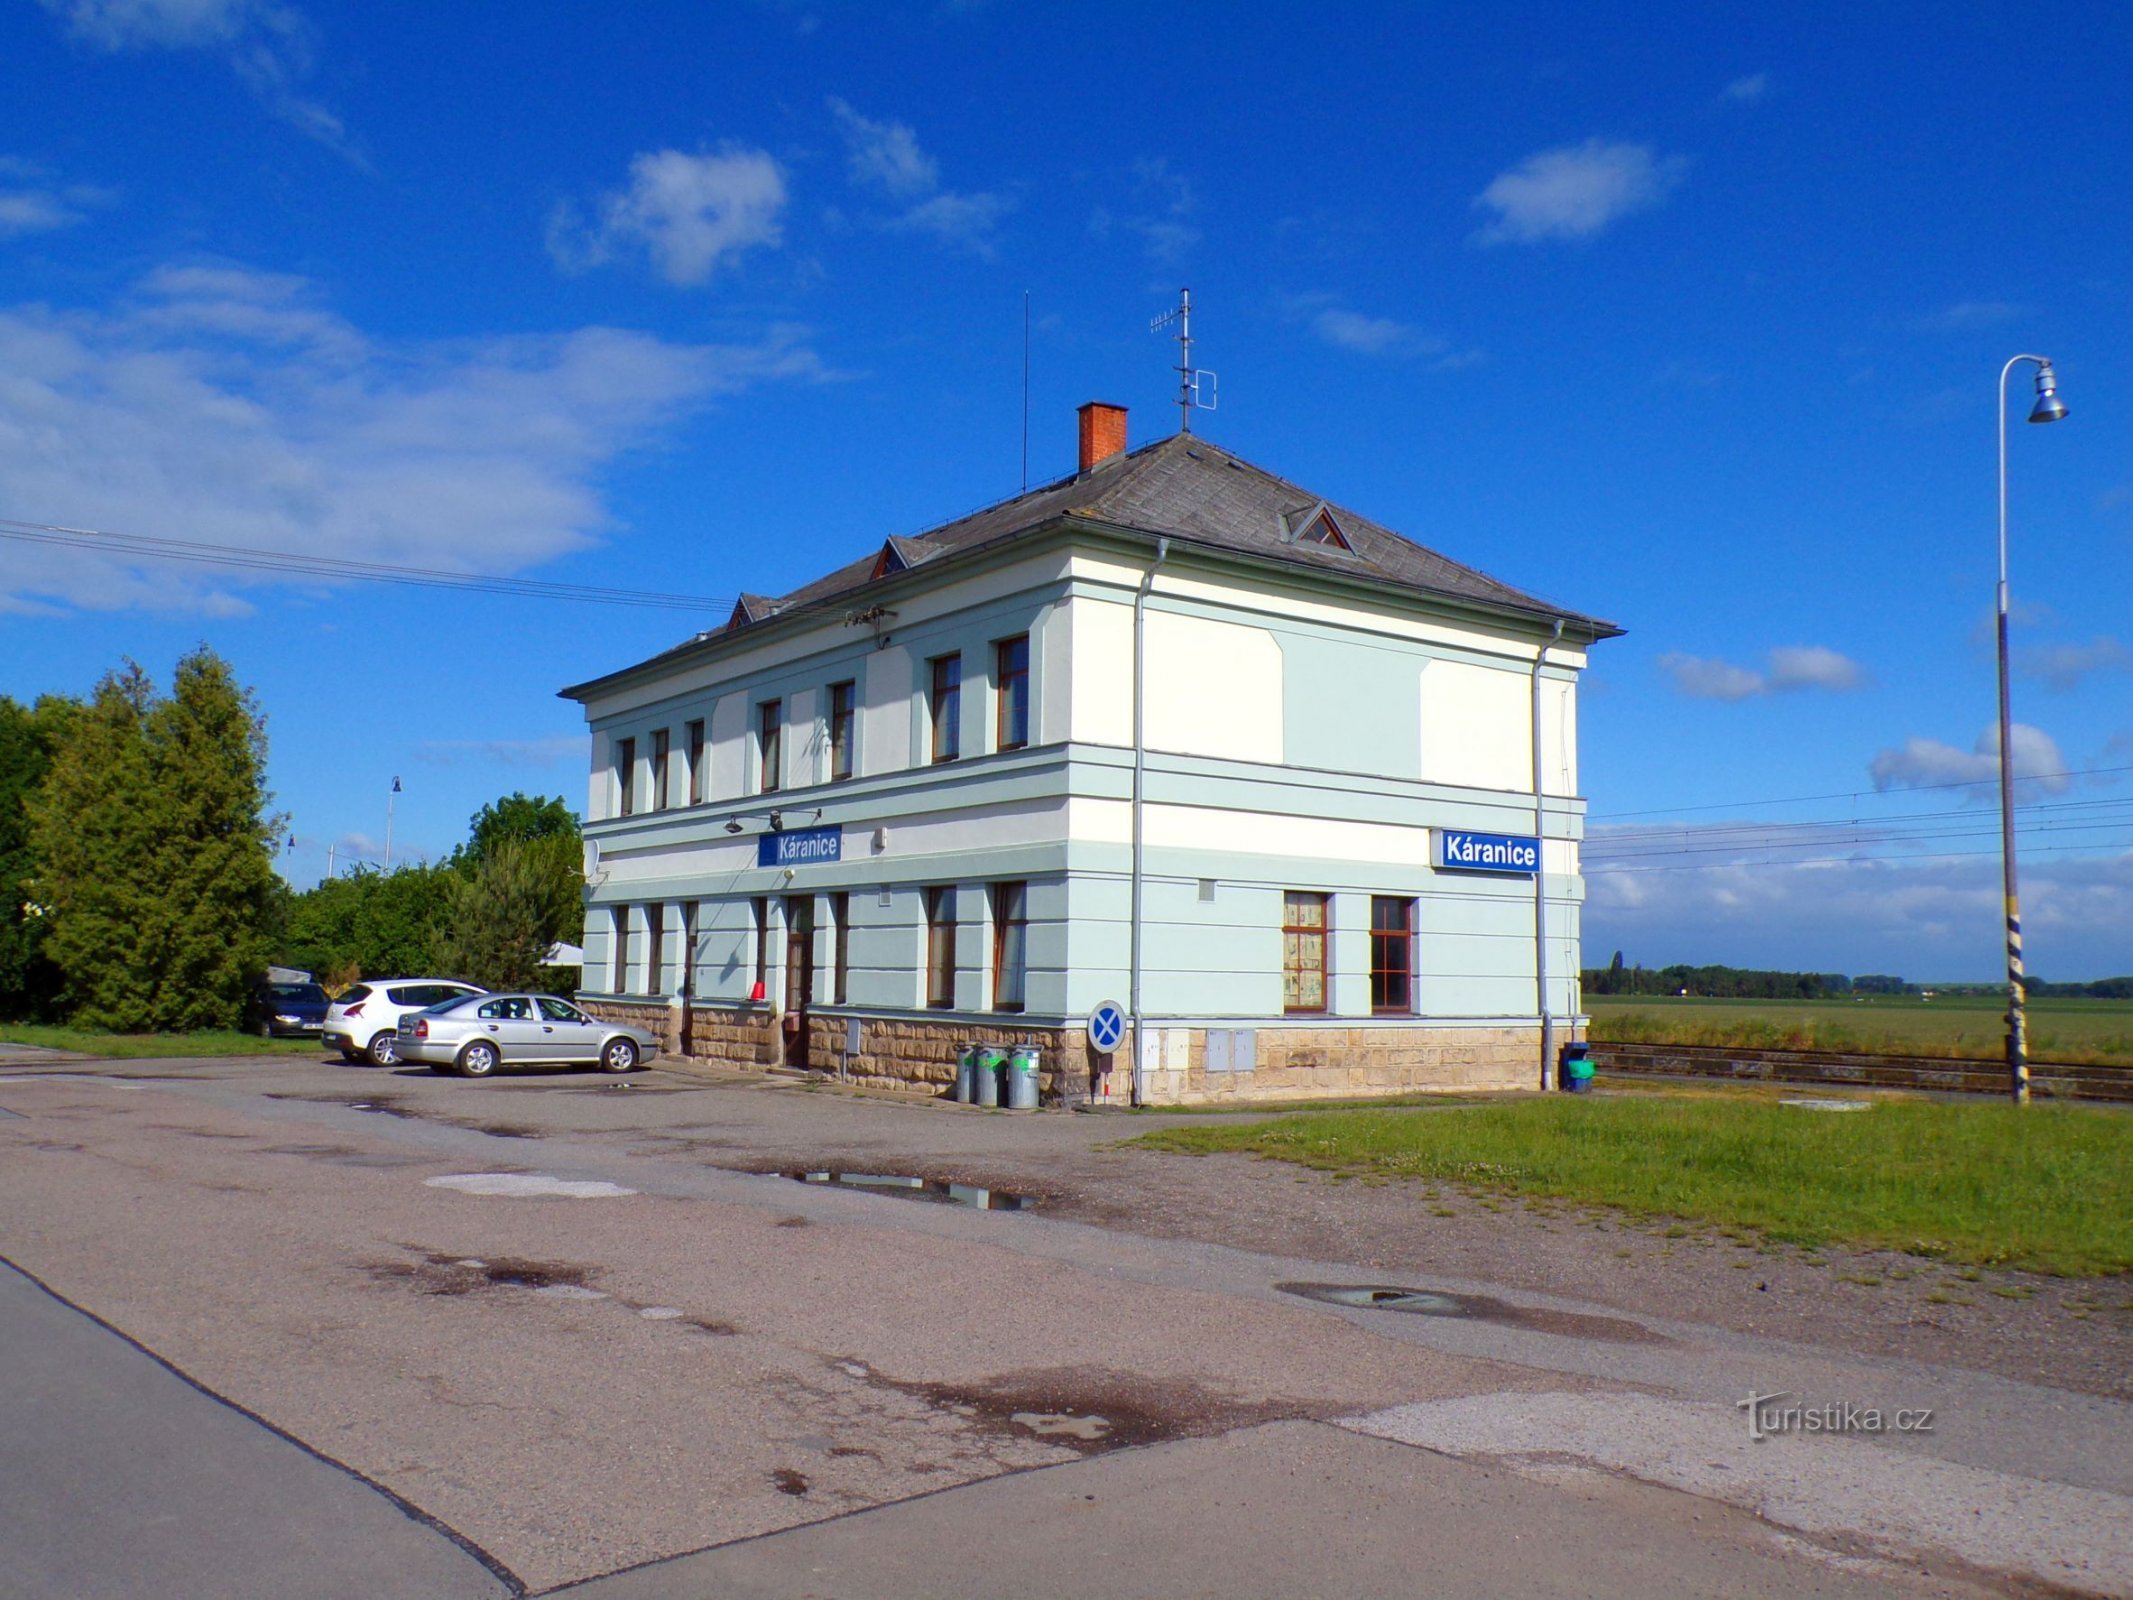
[1129,535,1171,1106]
[1532,618,1564,1090]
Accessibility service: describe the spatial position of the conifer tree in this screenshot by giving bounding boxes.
[29,651,281,1031]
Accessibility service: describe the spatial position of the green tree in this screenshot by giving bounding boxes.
[279,863,459,987]
[29,652,282,1031]
[460,792,580,866]
[0,695,79,1020]
[433,839,575,991]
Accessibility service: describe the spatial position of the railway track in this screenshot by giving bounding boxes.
[1589,1041,2133,1104]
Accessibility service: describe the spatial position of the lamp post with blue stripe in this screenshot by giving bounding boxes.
[1995,355,2067,1106]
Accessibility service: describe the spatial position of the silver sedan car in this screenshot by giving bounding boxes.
[398,993,657,1078]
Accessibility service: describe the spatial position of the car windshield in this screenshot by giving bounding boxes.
[335,985,371,1005]
[265,984,327,1002]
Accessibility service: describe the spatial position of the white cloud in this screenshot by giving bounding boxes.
[40,0,355,160]
[1922,300,2030,331]
[891,190,1013,254]
[1089,157,1199,264]
[1721,73,1769,103]
[549,146,788,287]
[827,98,937,199]
[1312,309,1416,356]
[2018,636,2129,691]
[414,737,583,769]
[1472,138,1687,245]
[0,158,118,237]
[0,263,827,614]
[1869,724,2071,798]
[1766,645,1865,692]
[823,100,1009,256]
[1585,844,2133,980]
[1659,645,1866,700]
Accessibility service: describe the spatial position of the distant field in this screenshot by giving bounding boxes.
[1587,994,2133,1067]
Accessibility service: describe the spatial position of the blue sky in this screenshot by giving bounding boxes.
[3,1,2128,979]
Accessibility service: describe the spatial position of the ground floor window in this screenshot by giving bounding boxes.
[646,904,665,996]
[612,905,629,994]
[1370,896,1416,1013]
[991,881,1027,1011]
[925,887,956,1008]
[1283,891,1329,1013]
[752,897,770,999]
[830,892,850,1004]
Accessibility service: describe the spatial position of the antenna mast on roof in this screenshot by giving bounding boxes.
[1150,287,1216,434]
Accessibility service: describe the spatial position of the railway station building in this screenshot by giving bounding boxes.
[561,403,1618,1104]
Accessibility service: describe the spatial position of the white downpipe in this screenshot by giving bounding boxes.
[1533,619,1564,1090]
[1129,536,1171,1107]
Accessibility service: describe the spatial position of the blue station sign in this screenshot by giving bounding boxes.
[757,825,842,869]
[1434,829,1540,876]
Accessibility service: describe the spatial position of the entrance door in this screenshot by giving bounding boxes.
[783,896,814,1069]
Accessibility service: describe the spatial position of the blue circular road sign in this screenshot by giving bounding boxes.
[1087,1001,1126,1055]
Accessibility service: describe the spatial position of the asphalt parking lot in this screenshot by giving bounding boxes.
[1,1048,2126,1597]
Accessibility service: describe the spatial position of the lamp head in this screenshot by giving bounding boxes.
[723,819,744,834]
[768,810,784,831]
[2028,362,2068,424]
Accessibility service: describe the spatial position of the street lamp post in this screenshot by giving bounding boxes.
[385,775,402,870]
[1995,355,2068,1106]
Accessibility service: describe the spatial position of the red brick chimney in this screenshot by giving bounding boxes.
[1078,401,1128,472]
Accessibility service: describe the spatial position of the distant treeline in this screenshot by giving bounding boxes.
[1584,954,2133,1001]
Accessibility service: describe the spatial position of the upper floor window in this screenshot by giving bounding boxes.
[829,681,856,782]
[650,728,671,812]
[615,737,637,818]
[995,635,1029,752]
[1282,891,1329,1014]
[1371,896,1415,1014]
[759,700,782,793]
[686,719,706,805]
[991,881,1027,1011]
[929,654,961,764]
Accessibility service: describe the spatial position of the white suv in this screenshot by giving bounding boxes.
[325,979,485,1066]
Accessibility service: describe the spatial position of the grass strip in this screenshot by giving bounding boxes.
[0,1025,319,1059]
[1132,1096,2133,1277]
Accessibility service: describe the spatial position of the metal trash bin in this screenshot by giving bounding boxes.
[973,1046,1007,1108]
[1560,1043,1595,1093]
[1006,1046,1041,1110]
[953,1046,978,1102]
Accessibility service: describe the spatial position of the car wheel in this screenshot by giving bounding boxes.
[458,1040,499,1079]
[599,1038,639,1075]
[366,1030,401,1067]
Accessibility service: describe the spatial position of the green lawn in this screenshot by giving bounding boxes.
[1133,1095,2133,1277]
[0,1024,320,1059]
[1588,993,2133,1067]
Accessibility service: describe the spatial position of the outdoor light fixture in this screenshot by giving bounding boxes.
[2028,362,2068,425]
[723,820,744,834]
[1994,353,2069,1106]
[768,810,784,831]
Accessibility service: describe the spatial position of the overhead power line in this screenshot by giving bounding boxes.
[1589,765,2133,821]
[0,518,735,614]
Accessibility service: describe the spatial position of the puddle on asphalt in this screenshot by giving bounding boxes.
[833,1359,1305,1454]
[1275,1281,1669,1345]
[791,1170,1035,1211]
[368,1253,601,1297]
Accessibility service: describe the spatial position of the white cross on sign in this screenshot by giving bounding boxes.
[1087,1001,1126,1055]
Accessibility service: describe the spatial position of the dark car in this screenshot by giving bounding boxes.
[245,980,330,1039]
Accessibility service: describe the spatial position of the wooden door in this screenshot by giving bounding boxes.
[782,897,814,1068]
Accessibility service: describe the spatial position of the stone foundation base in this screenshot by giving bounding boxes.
[582,1000,1572,1106]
